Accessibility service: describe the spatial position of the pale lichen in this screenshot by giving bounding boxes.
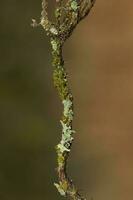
[49,27,58,35]
[57,120,75,153]
[62,98,74,120]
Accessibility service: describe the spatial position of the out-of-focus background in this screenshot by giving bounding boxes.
[0,0,133,200]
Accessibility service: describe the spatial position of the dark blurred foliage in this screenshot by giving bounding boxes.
[0,1,133,200]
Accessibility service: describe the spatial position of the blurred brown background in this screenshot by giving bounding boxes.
[0,0,133,200]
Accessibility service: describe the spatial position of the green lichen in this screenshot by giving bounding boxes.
[71,0,78,11]
[56,120,75,153]
[63,98,74,120]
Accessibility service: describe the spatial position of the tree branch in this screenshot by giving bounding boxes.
[32,0,96,199]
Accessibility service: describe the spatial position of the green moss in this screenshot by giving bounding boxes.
[57,153,65,166]
[53,67,69,100]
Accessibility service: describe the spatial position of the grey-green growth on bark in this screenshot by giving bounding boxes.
[32,0,96,199]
